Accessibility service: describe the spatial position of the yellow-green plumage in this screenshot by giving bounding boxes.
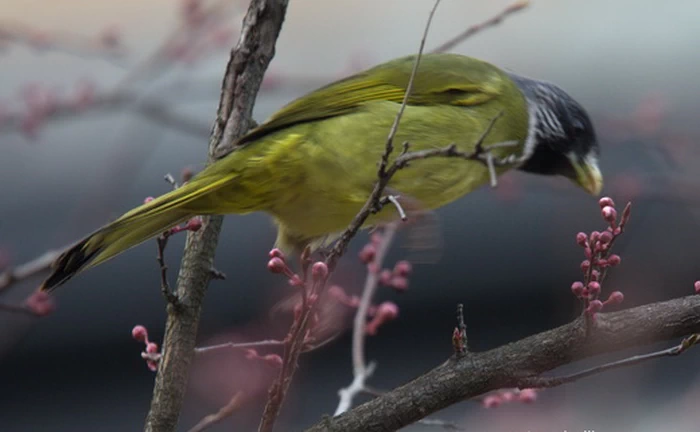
[41,53,530,291]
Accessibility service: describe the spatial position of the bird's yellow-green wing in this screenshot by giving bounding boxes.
[237,53,506,145]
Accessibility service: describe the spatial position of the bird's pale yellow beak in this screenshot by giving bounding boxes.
[570,155,603,196]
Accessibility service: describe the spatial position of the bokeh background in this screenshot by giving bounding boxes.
[2,0,700,431]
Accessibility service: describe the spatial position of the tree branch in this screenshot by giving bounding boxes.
[430,0,530,54]
[142,1,289,431]
[305,295,700,432]
[335,223,398,415]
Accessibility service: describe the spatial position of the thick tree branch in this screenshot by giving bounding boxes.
[143,1,289,432]
[306,294,700,432]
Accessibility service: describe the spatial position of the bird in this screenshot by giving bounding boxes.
[39,53,602,292]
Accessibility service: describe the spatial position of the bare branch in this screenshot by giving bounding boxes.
[430,0,530,53]
[0,249,64,293]
[326,0,442,269]
[335,223,399,415]
[0,91,210,139]
[143,1,289,431]
[306,295,700,432]
[516,333,700,389]
[378,0,443,178]
[0,20,125,60]
[186,392,244,432]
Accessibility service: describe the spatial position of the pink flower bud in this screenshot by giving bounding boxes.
[378,269,393,286]
[358,244,376,264]
[606,291,624,305]
[390,276,409,291]
[587,281,601,296]
[501,391,515,402]
[597,259,608,267]
[186,217,202,232]
[590,231,601,243]
[571,281,584,297]
[100,26,121,48]
[599,197,615,209]
[311,261,329,280]
[365,302,399,335]
[587,300,604,314]
[267,257,286,274]
[584,247,592,259]
[144,196,155,204]
[146,342,159,353]
[599,231,613,244]
[518,388,538,403]
[288,275,304,287]
[580,260,591,272]
[601,206,617,223]
[590,270,600,281]
[576,232,588,247]
[24,291,55,316]
[181,167,193,183]
[695,281,700,294]
[132,325,148,343]
[607,254,621,266]
[147,361,158,372]
[483,395,501,408]
[621,202,632,227]
[263,354,283,368]
[393,260,413,277]
[268,248,285,260]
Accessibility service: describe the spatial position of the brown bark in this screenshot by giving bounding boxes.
[143,1,289,431]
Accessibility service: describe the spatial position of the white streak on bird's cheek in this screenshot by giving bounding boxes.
[517,100,539,165]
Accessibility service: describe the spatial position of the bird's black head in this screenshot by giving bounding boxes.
[510,74,602,195]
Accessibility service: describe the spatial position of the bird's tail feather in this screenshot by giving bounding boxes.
[40,172,236,292]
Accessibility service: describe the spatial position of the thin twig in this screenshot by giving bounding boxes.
[335,223,399,415]
[186,392,244,432]
[326,0,442,269]
[156,234,180,307]
[385,196,407,221]
[195,339,284,355]
[0,302,35,316]
[430,0,530,53]
[0,91,210,138]
[0,19,126,60]
[142,339,284,363]
[379,0,443,178]
[517,333,700,389]
[0,249,64,293]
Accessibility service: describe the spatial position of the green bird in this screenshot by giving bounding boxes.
[40,53,602,292]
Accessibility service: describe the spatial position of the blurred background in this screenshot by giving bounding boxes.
[2,0,700,430]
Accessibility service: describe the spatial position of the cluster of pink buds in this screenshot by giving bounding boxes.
[266,248,304,287]
[571,197,631,319]
[359,233,413,292]
[482,388,538,408]
[132,325,160,372]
